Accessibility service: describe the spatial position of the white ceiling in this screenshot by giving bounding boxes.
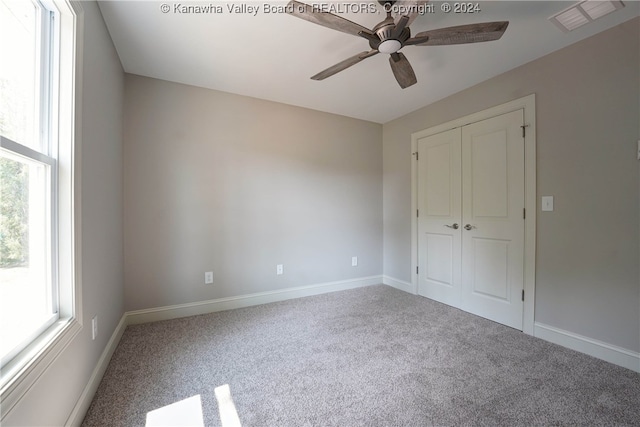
[97,1,639,123]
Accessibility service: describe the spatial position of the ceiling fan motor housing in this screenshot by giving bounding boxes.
[371,17,411,53]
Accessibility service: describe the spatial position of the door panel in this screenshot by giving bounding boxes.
[417,128,461,306]
[425,233,453,286]
[471,238,509,301]
[471,131,508,218]
[425,143,453,217]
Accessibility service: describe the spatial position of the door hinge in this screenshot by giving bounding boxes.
[521,124,529,138]
[523,208,526,219]
[417,209,419,218]
[416,266,419,275]
[413,152,419,161]
[522,289,525,301]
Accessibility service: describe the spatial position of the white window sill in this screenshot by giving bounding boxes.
[0,318,82,420]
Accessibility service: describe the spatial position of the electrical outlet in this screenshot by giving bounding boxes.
[91,315,98,340]
[205,271,214,284]
[276,264,283,275]
[351,256,358,267]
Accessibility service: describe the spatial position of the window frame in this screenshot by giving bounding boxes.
[0,0,83,418]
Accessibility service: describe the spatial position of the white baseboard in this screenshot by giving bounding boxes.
[382,275,416,294]
[65,315,128,427]
[534,322,640,373]
[126,275,384,325]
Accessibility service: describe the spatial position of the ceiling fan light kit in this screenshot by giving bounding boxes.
[286,0,509,89]
[378,39,402,54]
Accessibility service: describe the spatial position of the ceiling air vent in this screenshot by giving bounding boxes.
[549,0,625,32]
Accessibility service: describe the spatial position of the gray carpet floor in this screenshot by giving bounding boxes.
[82,285,640,426]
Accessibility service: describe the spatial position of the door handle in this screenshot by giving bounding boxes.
[464,224,476,230]
[444,223,459,230]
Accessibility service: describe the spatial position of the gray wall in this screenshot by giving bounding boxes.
[383,18,640,352]
[123,76,383,311]
[4,2,124,425]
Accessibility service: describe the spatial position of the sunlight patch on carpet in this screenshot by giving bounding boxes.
[145,394,204,426]
[215,384,242,427]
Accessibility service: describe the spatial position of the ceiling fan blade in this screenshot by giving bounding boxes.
[389,52,417,89]
[392,0,430,27]
[287,0,372,37]
[392,15,410,39]
[311,50,379,80]
[406,21,509,46]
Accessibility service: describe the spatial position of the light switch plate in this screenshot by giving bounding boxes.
[205,271,213,284]
[542,196,554,212]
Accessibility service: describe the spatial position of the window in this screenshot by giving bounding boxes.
[0,0,58,370]
[0,0,81,414]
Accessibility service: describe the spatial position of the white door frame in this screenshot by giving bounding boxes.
[411,94,537,335]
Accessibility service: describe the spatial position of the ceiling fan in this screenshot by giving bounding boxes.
[286,0,509,89]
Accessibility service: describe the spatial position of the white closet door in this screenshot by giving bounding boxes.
[416,110,525,330]
[461,109,525,330]
[417,128,462,306]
